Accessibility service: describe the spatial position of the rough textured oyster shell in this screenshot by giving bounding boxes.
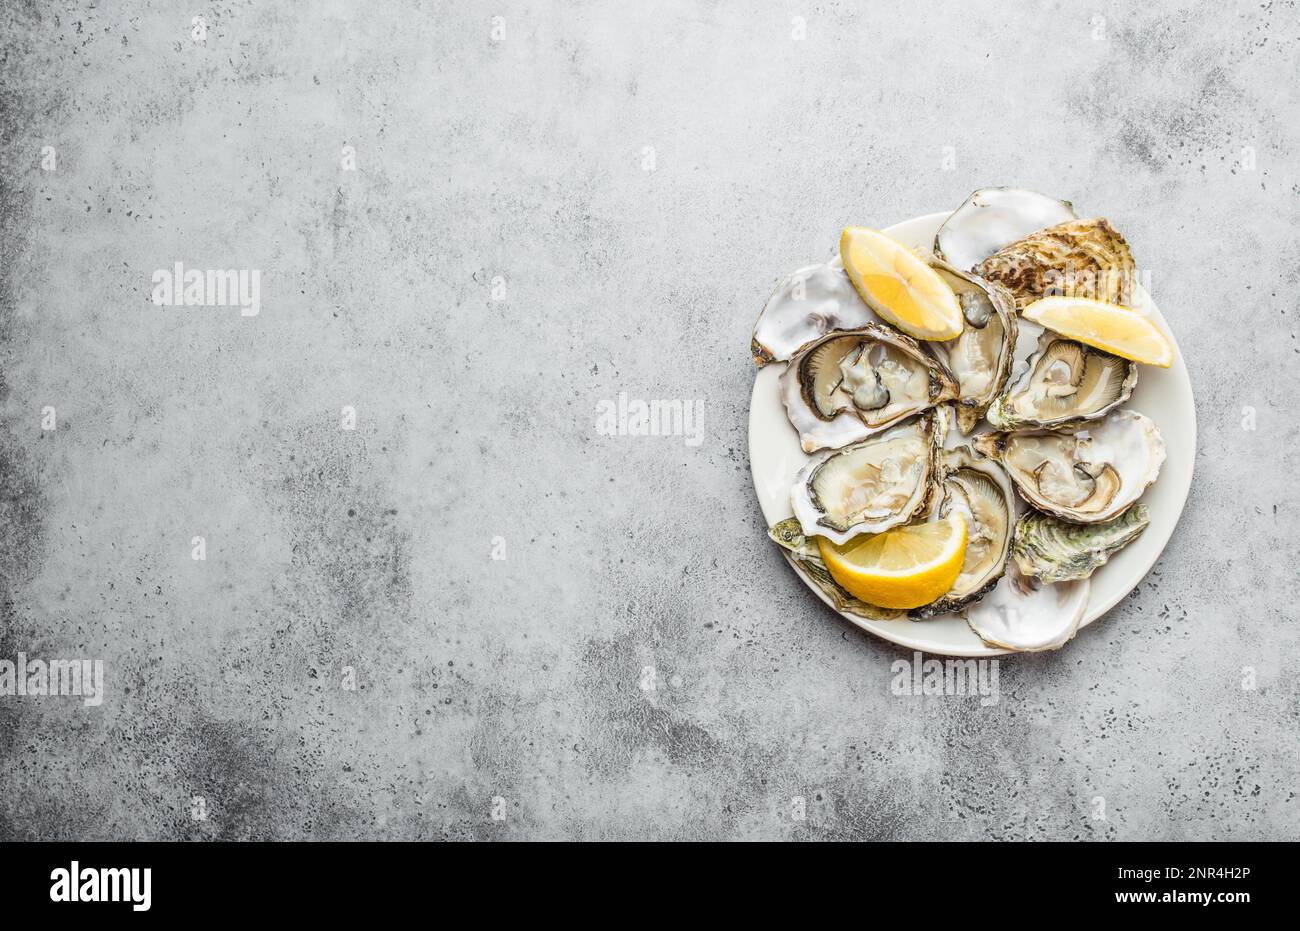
[1012,504,1150,584]
[779,324,959,452]
[973,410,1165,525]
[768,518,904,621]
[751,263,876,366]
[790,412,944,545]
[985,331,1136,430]
[910,446,1015,620]
[926,259,1019,434]
[934,187,1077,272]
[974,217,1135,310]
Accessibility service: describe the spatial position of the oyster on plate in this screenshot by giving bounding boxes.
[768,518,904,621]
[973,410,1165,524]
[1012,504,1150,584]
[780,324,959,452]
[751,262,876,366]
[910,446,1016,619]
[926,259,1019,433]
[975,217,1135,310]
[985,331,1136,430]
[964,563,1090,652]
[790,411,944,545]
[933,187,1077,272]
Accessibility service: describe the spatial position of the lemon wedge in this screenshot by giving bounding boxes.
[1022,296,1174,368]
[817,512,967,610]
[840,226,963,341]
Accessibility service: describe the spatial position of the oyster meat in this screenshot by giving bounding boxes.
[964,563,1090,652]
[751,263,876,366]
[780,324,959,452]
[934,187,1077,272]
[768,518,904,620]
[911,446,1016,619]
[1012,504,1150,584]
[790,412,943,545]
[926,259,1019,433]
[973,409,1165,524]
[975,217,1135,310]
[985,332,1136,430]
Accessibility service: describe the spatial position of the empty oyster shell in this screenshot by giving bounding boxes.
[780,324,959,452]
[911,446,1016,619]
[768,518,904,620]
[934,187,1077,272]
[751,263,876,366]
[926,259,1019,433]
[964,563,1090,652]
[1012,504,1150,584]
[985,331,1136,430]
[975,218,1135,310]
[973,410,1165,524]
[790,412,943,545]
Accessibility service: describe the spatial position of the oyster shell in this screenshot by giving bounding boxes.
[973,410,1165,524]
[975,217,1135,310]
[768,518,904,620]
[934,187,1077,272]
[790,412,943,545]
[985,332,1136,430]
[911,446,1015,619]
[780,324,959,452]
[964,563,1090,652]
[926,259,1019,433]
[751,263,876,366]
[1012,504,1150,584]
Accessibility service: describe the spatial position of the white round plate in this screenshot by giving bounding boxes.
[748,212,1197,656]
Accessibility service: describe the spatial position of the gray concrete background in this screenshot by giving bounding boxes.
[0,0,1296,841]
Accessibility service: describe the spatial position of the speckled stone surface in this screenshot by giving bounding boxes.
[1,1,1297,841]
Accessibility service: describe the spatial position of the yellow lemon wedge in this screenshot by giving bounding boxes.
[840,226,963,341]
[1022,296,1174,368]
[817,512,967,610]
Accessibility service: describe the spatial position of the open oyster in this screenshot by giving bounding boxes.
[964,563,1090,652]
[751,263,876,366]
[1012,505,1150,584]
[790,412,943,545]
[934,187,1077,272]
[911,446,1015,619]
[926,259,1019,433]
[768,518,904,620]
[985,332,1136,430]
[975,218,1135,310]
[780,324,959,452]
[973,410,1165,524]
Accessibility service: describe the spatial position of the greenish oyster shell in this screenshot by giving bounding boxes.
[767,518,904,621]
[1011,505,1150,584]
